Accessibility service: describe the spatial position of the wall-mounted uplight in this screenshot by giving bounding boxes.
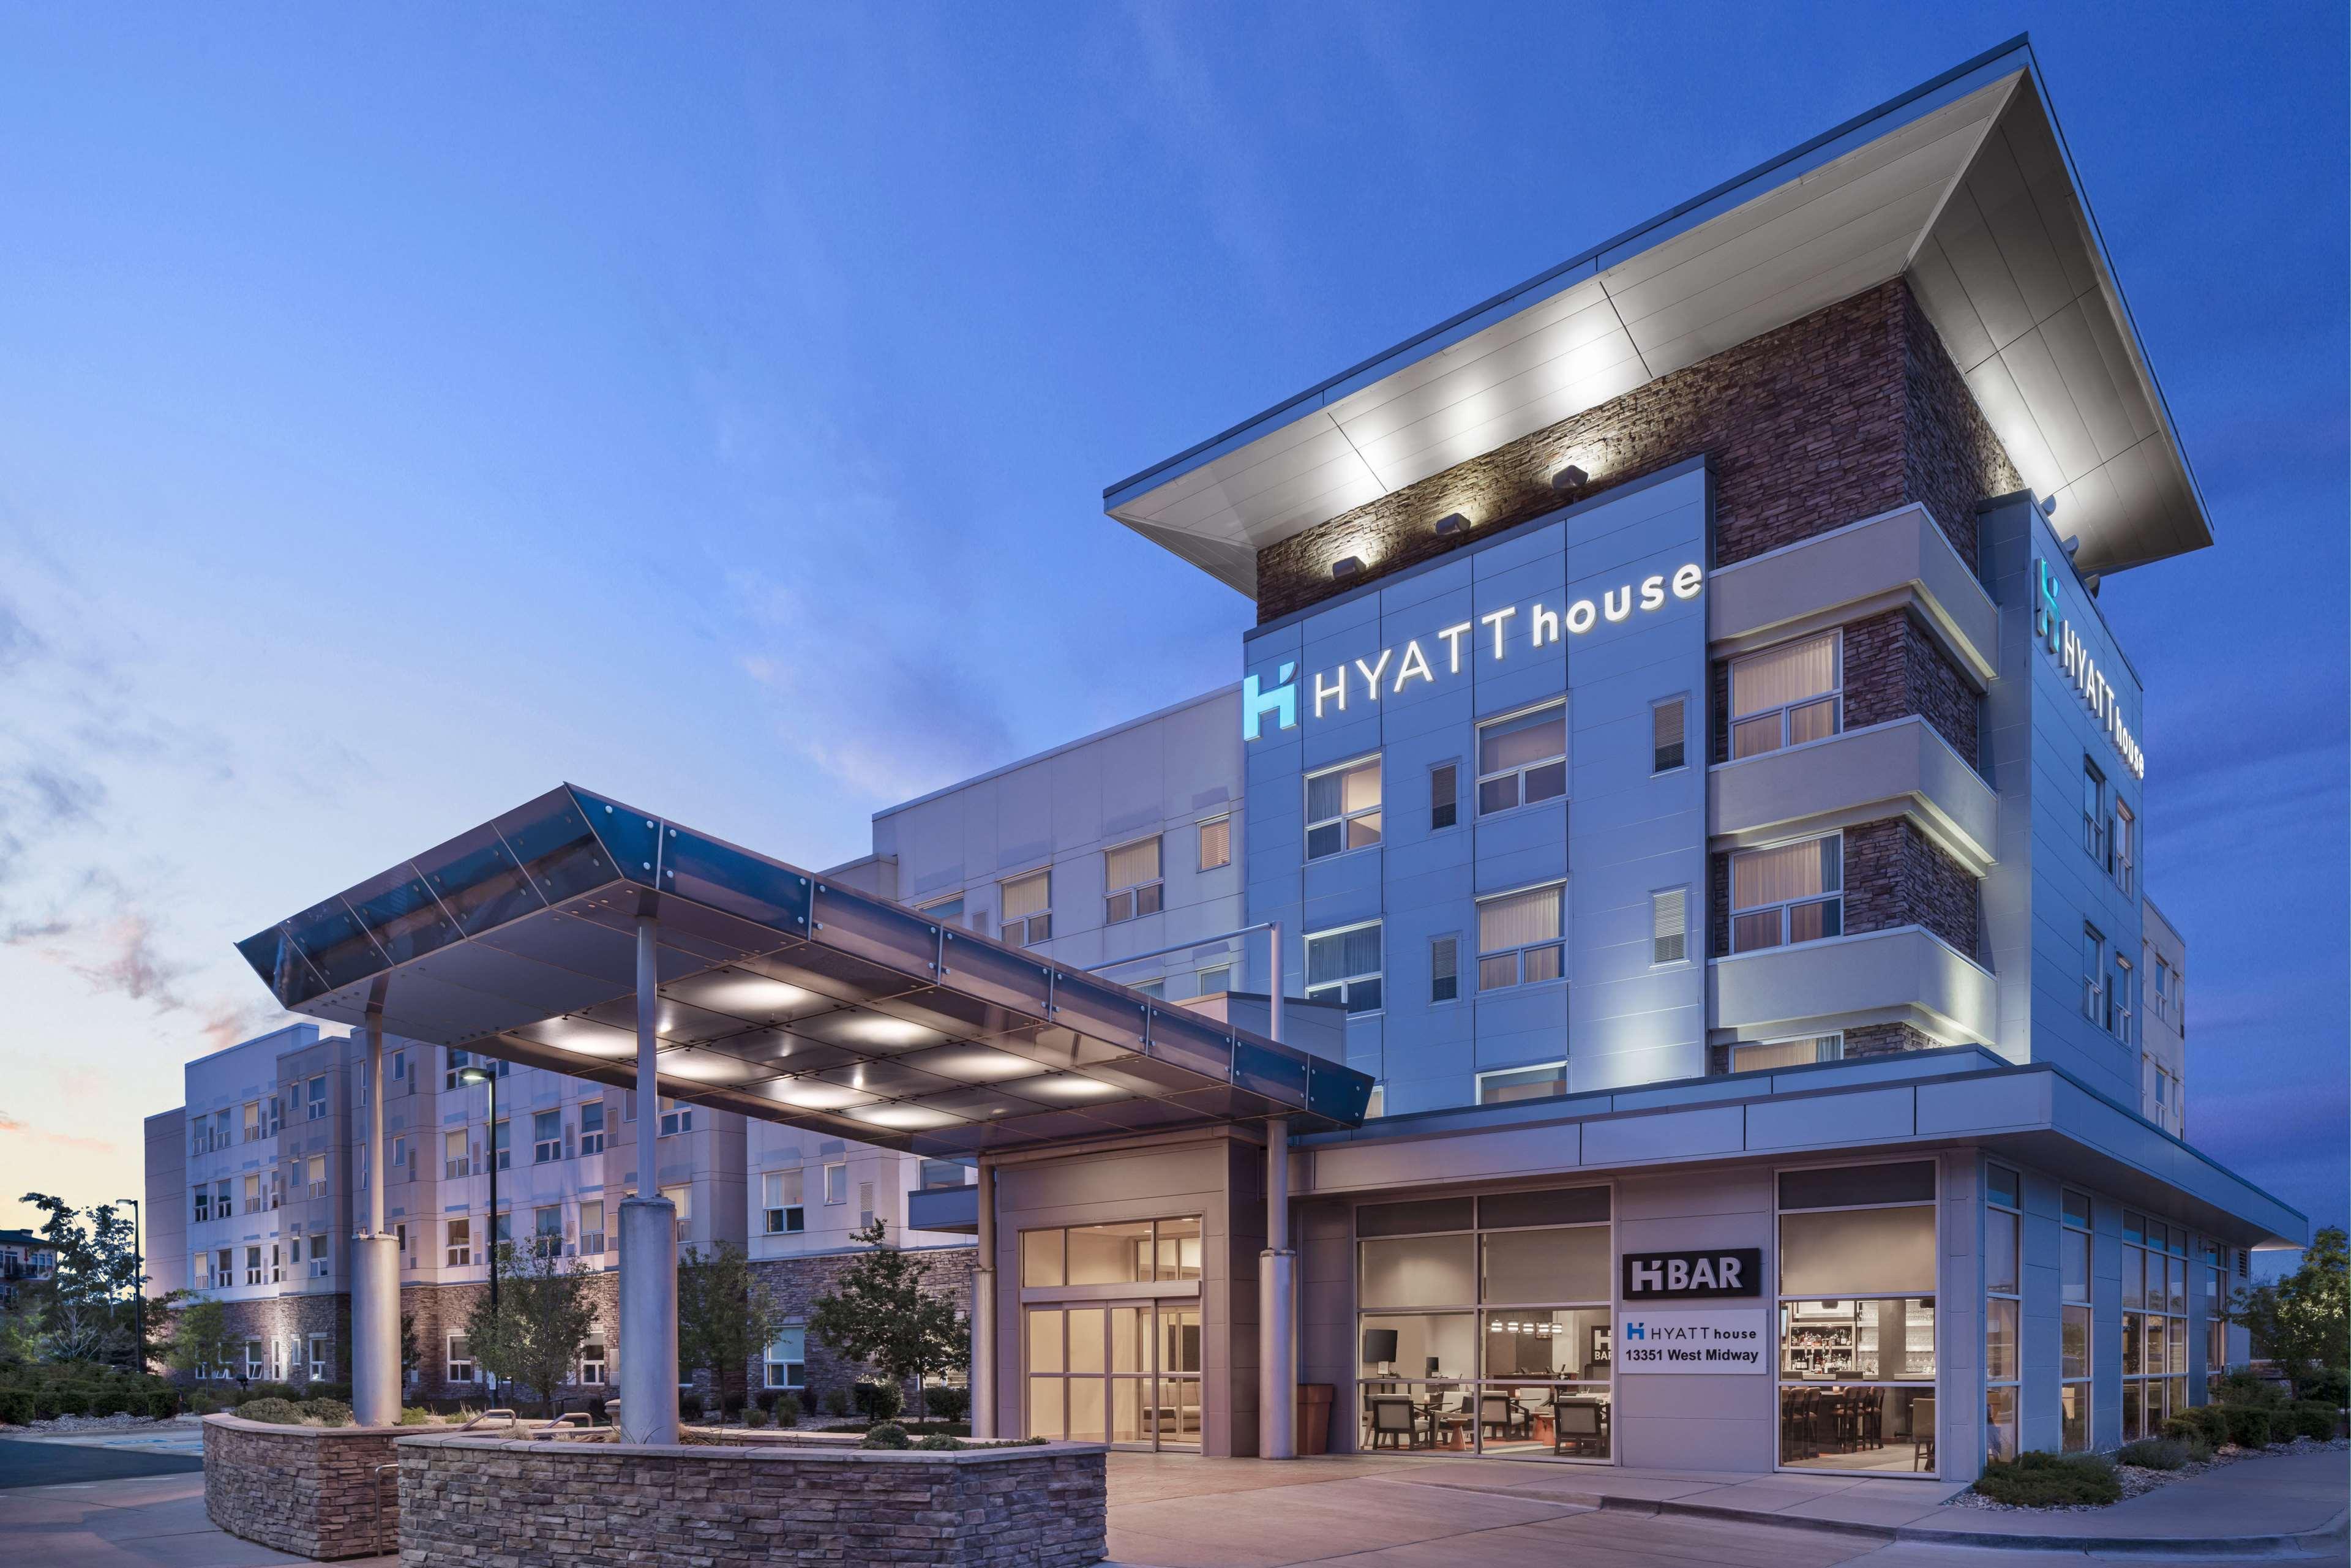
[1330,555,1366,580]
[1433,512,1472,537]
[1550,464,1589,491]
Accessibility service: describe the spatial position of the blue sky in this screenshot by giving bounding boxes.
[1,4,2342,1244]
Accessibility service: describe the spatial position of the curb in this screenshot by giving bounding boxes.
[1596,1494,2351,1556]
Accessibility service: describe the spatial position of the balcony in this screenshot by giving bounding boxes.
[1711,925,1997,1044]
[1709,503,1998,682]
[1711,716,1998,874]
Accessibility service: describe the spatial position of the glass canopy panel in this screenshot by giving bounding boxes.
[572,789,662,887]
[411,825,545,936]
[1233,1039,1309,1102]
[235,927,330,1008]
[493,790,620,904]
[343,866,462,967]
[1048,972,1150,1055]
[811,883,943,978]
[658,826,812,935]
[938,932,1054,1016]
[284,898,387,991]
[1308,1060,1375,1123]
[1143,1005,1235,1079]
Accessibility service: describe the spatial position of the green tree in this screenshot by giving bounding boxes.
[678,1240,789,1424]
[807,1220,969,1422]
[2228,1226,2349,1393]
[167,1297,239,1382]
[17,1193,144,1367]
[460,1243,598,1417]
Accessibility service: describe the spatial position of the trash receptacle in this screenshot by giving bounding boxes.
[1295,1383,1335,1455]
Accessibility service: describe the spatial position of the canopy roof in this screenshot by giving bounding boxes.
[1105,36,2209,593]
[236,786,1371,1156]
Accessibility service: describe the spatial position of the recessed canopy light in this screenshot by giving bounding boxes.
[1433,512,1471,536]
[765,1081,876,1111]
[1550,464,1588,490]
[1010,1073,1127,1101]
[1330,556,1365,580]
[848,1104,964,1130]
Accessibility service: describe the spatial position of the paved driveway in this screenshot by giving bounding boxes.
[0,1438,203,1489]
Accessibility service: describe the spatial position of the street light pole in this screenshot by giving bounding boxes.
[119,1198,141,1373]
[459,1065,502,1313]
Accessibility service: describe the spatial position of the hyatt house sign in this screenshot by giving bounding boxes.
[1243,562,1705,741]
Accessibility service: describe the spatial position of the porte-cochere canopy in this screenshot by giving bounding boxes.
[237,786,1371,1156]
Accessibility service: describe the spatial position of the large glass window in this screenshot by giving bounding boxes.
[1019,1217,1201,1288]
[1731,836,1843,953]
[1355,1186,1611,1461]
[2123,1211,2188,1439]
[1477,704,1567,814]
[1104,837,1163,925]
[1306,757,1382,860]
[1985,1165,2022,1465]
[1305,921,1382,1014]
[2201,1238,2228,1378]
[1000,870,1052,945]
[1731,1035,1843,1073]
[1476,1063,1566,1105]
[2061,1189,2092,1452]
[1021,1215,1204,1452]
[1477,885,1564,990]
[1731,634,1840,758]
[1779,1160,1938,1474]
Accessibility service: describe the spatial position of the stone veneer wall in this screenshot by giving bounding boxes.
[203,1414,404,1561]
[1708,819,1979,970]
[1842,1022,1940,1058]
[1253,277,2020,623]
[1842,607,1981,765]
[750,1244,976,1406]
[197,1290,351,1384]
[397,1435,1106,1568]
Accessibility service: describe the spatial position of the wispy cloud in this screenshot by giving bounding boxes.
[0,1110,119,1157]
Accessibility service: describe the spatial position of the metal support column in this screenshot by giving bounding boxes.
[617,910,679,1445]
[1259,1113,1295,1458]
[970,1162,997,1439]
[350,1007,400,1427]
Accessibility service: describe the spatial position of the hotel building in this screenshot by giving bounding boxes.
[152,39,2298,1480]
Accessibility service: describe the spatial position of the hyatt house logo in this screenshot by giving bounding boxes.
[2034,558,2145,780]
[1243,563,1704,742]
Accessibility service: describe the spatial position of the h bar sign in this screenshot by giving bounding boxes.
[1622,1248,1762,1300]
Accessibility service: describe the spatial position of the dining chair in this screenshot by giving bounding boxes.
[1367,1395,1428,1451]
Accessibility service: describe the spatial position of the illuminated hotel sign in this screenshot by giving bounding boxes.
[1244,561,1703,741]
[2034,558,2145,780]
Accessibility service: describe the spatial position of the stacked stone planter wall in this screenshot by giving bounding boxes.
[397,1435,1107,1567]
[202,1413,405,1561]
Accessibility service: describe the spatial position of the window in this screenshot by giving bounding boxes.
[1731,634,1840,759]
[2109,955,2133,1042]
[579,1202,605,1257]
[447,1335,476,1382]
[1000,870,1052,945]
[2082,762,2106,862]
[2122,1212,2189,1441]
[1477,703,1566,814]
[243,1101,261,1142]
[1104,837,1163,924]
[534,1206,563,1258]
[193,1185,211,1223]
[1652,698,1687,772]
[490,1119,510,1171]
[859,1181,875,1229]
[920,1158,969,1190]
[2061,1190,2093,1452]
[266,1097,282,1136]
[358,1142,370,1190]
[1430,936,1459,1003]
[2151,958,2172,1021]
[2083,926,2105,1022]
[1779,1160,1938,1474]
[2201,1239,2227,1380]
[918,894,966,929]
[763,1169,806,1235]
[579,1336,607,1386]
[308,1229,329,1279]
[306,1154,327,1198]
[1364,1084,1385,1119]
[213,1248,231,1291]
[1197,816,1231,871]
[579,1100,605,1155]
[1195,965,1231,995]
[269,1244,283,1284]
[446,1218,472,1267]
[2113,800,2135,893]
[306,1075,328,1120]
[395,1223,408,1264]
[244,1174,261,1214]
[1478,885,1564,990]
[391,1049,405,1084]
[213,1109,231,1148]
[444,1129,469,1180]
[308,1335,331,1381]
[1985,1164,2022,1465]
[246,1245,264,1286]
[214,1178,231,1217]
[446,1050,467,1091]
[660,1184,692,1225]
[824,1163,848,1205]
[1730,1035,1842,1073]
[192,1119,210,1157]
[289,1234,302,1271]
[765,1327,808,1389]
[391,1135,408,1181]
[659,1097,692,1138]
[245,1339,264,1378]
[1651,888,1688,964]
[445,1049,507,1091]
[1429,763,1459,831]
[1304,921,1382,1013]
[492,1210,512,1245]
[1305,757,1382,858]
[1476,1062,1566,1105]
[1021,1217,1204,1288]
[534,1110,563,1164]
[1730,836,1843,952]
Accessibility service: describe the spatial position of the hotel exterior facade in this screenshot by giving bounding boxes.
[151,40,2297,1482]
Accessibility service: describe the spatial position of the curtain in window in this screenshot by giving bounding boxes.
[763,1169,803,1206]
[1480,706,1565,772]
[1731,634,1837,716]
[1309,761,1379,820]
[1479,886,1562,951]
[1307,925,1381,984]
[1198,817,1229,869]
[1731,836,1840,909]
[1105,837,1160,890]
[1001,871,1049,919]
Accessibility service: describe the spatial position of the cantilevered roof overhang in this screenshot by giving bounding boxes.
[1104,36,2210,595]
[235,786,1373,1157]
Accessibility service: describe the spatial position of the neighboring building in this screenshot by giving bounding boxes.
[0,1228,56,1308]
[168,39,2295,1485]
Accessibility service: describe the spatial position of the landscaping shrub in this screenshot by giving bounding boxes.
[88,1389,133,1417]
[2117,1438,2189,1469]
[146,1388,182,1420]
[915,1433,962,1451]
[236,1398,306,1425]
[186,1389,228,1416]
[924,1385,971,1424]
[861,1422,910,1450]
[2219,1405,2272,1449]
[771,1393,800,1428]
[299,1398,354,1427]
[2162,1406,2228,1447]
[310,1382,353,1403]
[1973,1451,2121,1507]
[822,1387,852,1417]
[2297,1367,2348,1407]
[398,1407,432,1426]
[0,1389,34,1425]
[40,1389,88,1419]
[2284,1401,2339,1441]
[2214,1370,2289,1408]
[852,1381,904,1424]
[678,1394,702,1425]
[744,1408,768,1428]
[754,1389,776,1414]
[722,1392,748,1420]
[240,1381,301,1404]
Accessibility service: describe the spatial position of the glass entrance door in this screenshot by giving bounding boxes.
[1026,1302,1201,1449]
